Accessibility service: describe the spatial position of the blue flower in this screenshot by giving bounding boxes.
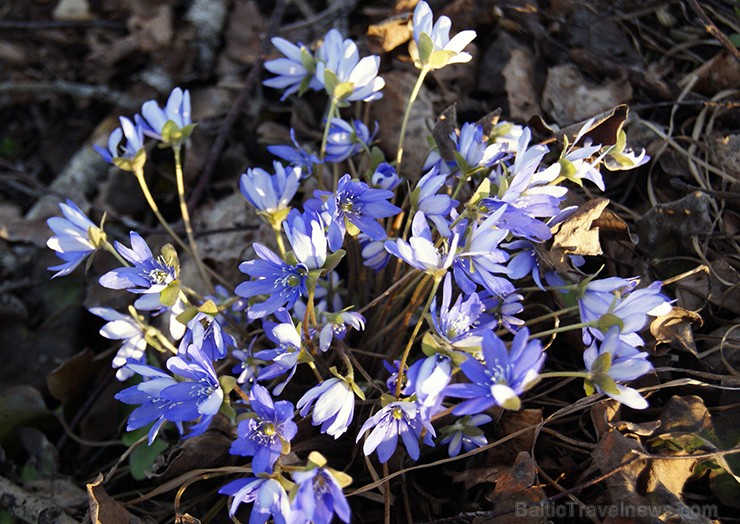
[356,400,434,463]
[324,118,376,163]
[94,116,146,170]
[578,277,672,346]
[114,362,181,445]
[161,344,224,438]
[411,1,476,70]
[283,209,328,270]
[450,123,505,173]
[263,37,322,100]
[384,211,459,275]
[229,384,297,474]
[310,174,400,251]
[178,312,234,361]
[98,232,180,312]
[411,166,456,237]
[583,326,654,409]
[407,354,452,415]
[446,328,544,413]
[371,162,401,190]
[292,460,351,524]
[89,307,147,381]
[315,29,385,103]
[439,414,491,457]
[239,162,301,215]
[267,129,321,178]
[318,310,365,352]
[297,377,356,438]
[219,477,292,522]
[137,87,192,145]
[46,199,101,278]
[232,338,263,388]
[236,244,309,319]
[429,273,492,347]
[483,291,525,333]
[359,234,391,271]
[254,313,303,395]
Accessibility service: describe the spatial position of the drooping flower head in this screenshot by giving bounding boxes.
[90,307,147,381]
[411,1,476,70]
[297,376,356,439]
[219,477,292,523]
[446,328,544,413]
[47,199,104,278]
[137,87,194,146]
[229,384,298,474]
[371,162,401,190]
[324,118,376,163]
[583,325,654,410]
[439,414,492,457]
[94,116,146,171]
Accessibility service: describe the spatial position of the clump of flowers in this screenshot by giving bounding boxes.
[44,2,669,521]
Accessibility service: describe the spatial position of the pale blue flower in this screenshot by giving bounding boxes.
[229,384,297,474]
[318,310,365,352]
[359,234,391,271]
[412,1,476,70]
[429,274,492,347]
[412,166,456,237]
[137,87,192,144]
[292,464,351,524]
[178,312,234,361]
[297,377,355,438]
[384,211,459,275]
[219,477,291,522]
[371,162,401,190]
[267,129,321,178]
[283,209,327,270]
[324,118,376,163]
[46,199,100,278]
[89,307,147,381]
[94,116,145,166]
[315,29,385,103]
[583,326,654,409]
[446,328,544,413]
[239,162,301,214]
[356,400,434,463]
[264,37,321,100]
[439,414,491,457]
[255,312,303,395]
[407,354,452,416]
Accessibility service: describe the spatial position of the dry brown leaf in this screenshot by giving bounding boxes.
[680,51,740,96]
[87,474,148,524]
[542,64,632,127]
[650,307,703,356]
[367,15,412,54]
[551,198,610,256]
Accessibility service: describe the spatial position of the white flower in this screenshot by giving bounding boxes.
[411,1,476,70]
[89,307,147,381]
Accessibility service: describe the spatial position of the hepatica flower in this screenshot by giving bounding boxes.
[385,211,459,276]
[267,129,321,178]
[219,477,292,523]
[324,118,376,163]
[411,0,476,70]
[446,328,544,413]
[316,29,385,103]
[137,87,193,146]
[439,414,491,457]
[430,274,491,348]
[90,307,147,380]
[264,37,322,100]
[411,166,456,237]
[371,162,401,190]
[578,277,672,346]
[99,232,180,312]
[356,400,434,463]
[94,116,146,171]
[239,161,301,218]
[229,384,297,474]
[178,312,234,362]
[255,313,303,394]
[292,454,352,524]
[297,376,356,438]
[583,326,654,409]
[47,199,104,278]
[310,174,400,251]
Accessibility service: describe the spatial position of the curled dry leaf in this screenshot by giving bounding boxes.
[551,198,610,257]
[87,473,150,524]
[367,15,412,54]
[650,306,703,356]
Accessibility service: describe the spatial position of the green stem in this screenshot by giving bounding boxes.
[134,167,191,254]
[318,97,339,190]
[538,371,590,380]
[272,224,287,258]
[173,146,213,294]
[395,65,430,171]
[529,320,596,340]
[520,305,580,327]
[394,273,441,398]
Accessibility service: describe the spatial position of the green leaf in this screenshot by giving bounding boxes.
[322,249,346,274]
[421,332,443,357]
[159,280,181,308]
[417,32,434,66]
[219,375,237,395]
[429,50,457,70]
[333,81,356,101]
[322,69,339,98]
[176,306,199,326]
[470,177,492,205]
[590,352,612,375]
[592,373,620,396]
[161,244,179,272]
[198,299,220,316]
[122,427,168,481]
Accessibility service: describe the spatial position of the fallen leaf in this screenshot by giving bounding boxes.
[680,51,740,97]
[367,15,412,54]
[87,474,148,523]
[551,198,610,256]
[650,307,703,356]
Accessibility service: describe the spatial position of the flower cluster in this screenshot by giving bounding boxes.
[44,2,669,521]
